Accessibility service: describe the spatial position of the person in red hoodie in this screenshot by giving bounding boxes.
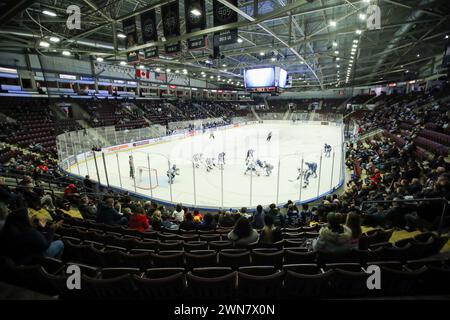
[64,183,80,205]
[370,170,382,187]
[128,207,150,232]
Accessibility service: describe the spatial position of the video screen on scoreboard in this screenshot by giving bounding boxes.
[278,68,287,88]
[244,67,276,88]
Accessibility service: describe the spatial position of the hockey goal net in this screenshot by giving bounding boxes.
[134,166,159,190]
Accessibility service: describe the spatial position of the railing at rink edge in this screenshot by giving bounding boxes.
[57,117,346,212]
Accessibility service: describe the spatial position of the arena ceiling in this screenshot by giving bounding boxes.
[0,0,449,90]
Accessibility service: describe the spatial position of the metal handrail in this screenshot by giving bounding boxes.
[361,197,448,236]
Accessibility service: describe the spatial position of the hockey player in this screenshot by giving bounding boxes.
[129,155,135,179]
[263,161,274,176]
[167,164,180,184]
[266,131,272,142]
[256,159,264,169]
[205,157,216,172]
[324,144,332,157]
[305,162,318,178]
[246,149,255,163]
[302,168,313,188]
[210,132,215,139]
[218,152,226,166]
[244,160,260,176]
[192,153,203,168]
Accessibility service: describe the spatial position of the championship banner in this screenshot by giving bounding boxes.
[213,0,238,45]
[140,9,158,59]
[122,17,139,63]
[185,0,207,50]
[161,0,181,54]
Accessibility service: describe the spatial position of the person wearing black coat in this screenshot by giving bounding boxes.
[96,198,128,225]
[179,212,197,231]
[0,208,64,264]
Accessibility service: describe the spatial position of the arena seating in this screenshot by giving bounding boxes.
[1,90,450,300]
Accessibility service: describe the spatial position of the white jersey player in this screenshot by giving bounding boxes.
[263,161,274,176]
[246,149,255,163]
[167,164,180,184]
[192,153,203,168]
[218,152,226,166]
[205,157,216,172]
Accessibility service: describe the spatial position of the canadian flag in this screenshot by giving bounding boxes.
[136,69,150,79]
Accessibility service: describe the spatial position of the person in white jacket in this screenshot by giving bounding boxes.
[171,203,185,223]
[312,212,353,253]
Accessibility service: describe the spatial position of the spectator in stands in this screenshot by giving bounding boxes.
[345,212,362,248]
[259,215,282,245]
[197,213,216,231]
[161,215,178,230]
[0,208,64,264]
[193,210,203,223]
[150,210,162,230]
[300,204,312,225]
[128,206,150,232]
[227,217,259,246]
[251,205,265,229]
[171,203,184,222]
[83,175,94,194]
[286,200,300,226]
[219,211,235,228]
[96,197,128,225]
[78,196,97,220]
[313,212,352,253]
[0,203,9,232]
[15,179,41,210]
[0,177,20,208]
[266,203,284,227]
[64,183,80,205]
[179,212,197,231]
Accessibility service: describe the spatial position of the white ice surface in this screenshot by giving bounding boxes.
[71,123,344,209]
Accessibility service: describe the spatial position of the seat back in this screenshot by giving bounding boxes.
[186,272,237,300]
[237,271,285,299]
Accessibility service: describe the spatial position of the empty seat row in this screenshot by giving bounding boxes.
[2,256,449,299]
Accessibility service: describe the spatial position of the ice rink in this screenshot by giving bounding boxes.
[71,122,344,209]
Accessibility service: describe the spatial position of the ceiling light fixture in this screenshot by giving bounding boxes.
[42,10,57,17]
[190,9,201,16]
